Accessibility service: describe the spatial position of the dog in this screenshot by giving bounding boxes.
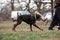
[12,14,43,31]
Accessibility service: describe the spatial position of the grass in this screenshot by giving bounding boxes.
[0,21,60,40]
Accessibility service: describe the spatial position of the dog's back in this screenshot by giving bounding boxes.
[18,15,36,24]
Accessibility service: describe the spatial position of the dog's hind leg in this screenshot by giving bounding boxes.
[12,20,22,31]
[33,24,43,31]
[30,24,33,31]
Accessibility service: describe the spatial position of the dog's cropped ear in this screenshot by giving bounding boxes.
[17,12,20,19]
[17,12,19,16]
[17,12,22,17]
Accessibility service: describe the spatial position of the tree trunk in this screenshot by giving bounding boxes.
[11,0,14,11]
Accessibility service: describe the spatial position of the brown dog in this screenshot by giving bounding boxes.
[12,14,43,31]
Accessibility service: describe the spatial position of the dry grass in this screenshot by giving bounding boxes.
[0,21,60,40]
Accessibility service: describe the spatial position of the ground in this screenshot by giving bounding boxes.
[0,21,60,40]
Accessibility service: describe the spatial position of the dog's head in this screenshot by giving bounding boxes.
[36,14,41,20]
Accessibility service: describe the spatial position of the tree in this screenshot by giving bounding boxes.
[11,0,14,11]
[34,0,41,13]
[51,0,54,19]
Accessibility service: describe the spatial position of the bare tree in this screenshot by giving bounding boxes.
[11,0,14,11]
[51,0,54,19]
[34,0,42,13]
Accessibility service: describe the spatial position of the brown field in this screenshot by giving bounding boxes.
[0,21,60,40]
